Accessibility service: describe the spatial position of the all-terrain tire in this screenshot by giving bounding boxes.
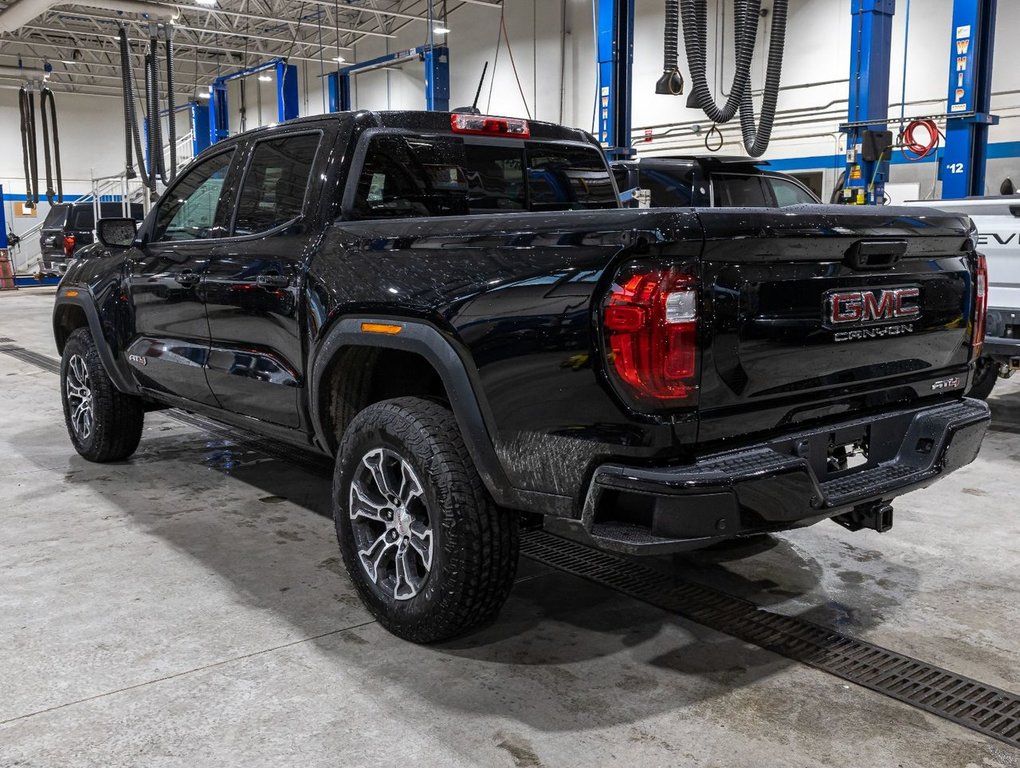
[968,356,999,400]
[60,327,144,462]
[333,396,519,643]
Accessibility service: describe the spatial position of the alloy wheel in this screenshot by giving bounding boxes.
[348,448,434,601]
[66,354,94,441]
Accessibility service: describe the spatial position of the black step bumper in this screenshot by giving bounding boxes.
[579,398,990,555]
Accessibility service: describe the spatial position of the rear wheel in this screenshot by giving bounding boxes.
[60,327,144,462]
[333,397,519,643]
[968,356,999,400]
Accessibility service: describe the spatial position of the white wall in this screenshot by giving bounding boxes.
[4,0,1020,226]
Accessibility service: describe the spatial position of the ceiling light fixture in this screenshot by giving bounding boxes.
[433,25,450,34]
[333,55,346,63]
[193,0,217,6]
[198,89,211,99]
[258,74,271,81]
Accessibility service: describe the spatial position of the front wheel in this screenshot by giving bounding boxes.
[60,327,144,462]
[333,397,519,643]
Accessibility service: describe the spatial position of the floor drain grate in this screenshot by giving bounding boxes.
[0,337,14,343]
[520,528,1020,750]
[0,345,60,374]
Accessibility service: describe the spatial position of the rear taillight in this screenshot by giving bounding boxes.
[973,253,988,358]
[63,235,75,257]
[603,265,698,405]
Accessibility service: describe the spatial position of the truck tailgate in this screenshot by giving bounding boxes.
[696,206,976,445]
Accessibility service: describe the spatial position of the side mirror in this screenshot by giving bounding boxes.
[96,218,138,248]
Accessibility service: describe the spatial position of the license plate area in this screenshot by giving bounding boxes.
[790,425,874,480]
[825,428,870,476]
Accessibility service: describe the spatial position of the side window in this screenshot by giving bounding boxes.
[234,133,321,236]
[153,149,235,242]
[768,177,818,206]
[640,168,695,207]
[713,174,770,207]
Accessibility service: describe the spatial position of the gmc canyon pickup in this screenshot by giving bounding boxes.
[53,111,991,642]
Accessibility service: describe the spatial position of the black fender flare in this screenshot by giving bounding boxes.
[309,316,516,507]
[52,290,138,395]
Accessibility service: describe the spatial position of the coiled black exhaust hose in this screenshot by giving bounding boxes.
[656,0,684,95]
[739,0,788,157]
[165,28,177,181]
[148,35,168,187]
[680,0,760,124]
[39,87,63,203]
[144,51,155,193]
[119,28,147,184]
[18,87,38,209]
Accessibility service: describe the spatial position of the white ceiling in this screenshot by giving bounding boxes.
[0,0,500,98]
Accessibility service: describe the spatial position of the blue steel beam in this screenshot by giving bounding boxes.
[941,0,998,198]
[209,58,299,144]
[595,0,635,159]
[326,46,449,113]
[844,0,895,205]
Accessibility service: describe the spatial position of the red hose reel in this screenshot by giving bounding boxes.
[900,118,942,161]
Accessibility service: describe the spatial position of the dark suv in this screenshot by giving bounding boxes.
[40,202,145,273]
[613,155,820,208]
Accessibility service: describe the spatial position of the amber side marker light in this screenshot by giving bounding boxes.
[361,322,403,335]
[63,290,79,297]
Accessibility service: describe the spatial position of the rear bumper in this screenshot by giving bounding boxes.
[579,398,990,555]
[984,336,1020,362]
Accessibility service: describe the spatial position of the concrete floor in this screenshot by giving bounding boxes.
[1,286,1019,768]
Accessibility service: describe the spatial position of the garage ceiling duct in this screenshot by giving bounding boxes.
[0,64,51,78]
[0,0,177,34]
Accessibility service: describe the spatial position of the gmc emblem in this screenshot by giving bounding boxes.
[826,288,920,326]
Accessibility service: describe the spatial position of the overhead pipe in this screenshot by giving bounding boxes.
[0,64,51,79]
[0,0,176,35]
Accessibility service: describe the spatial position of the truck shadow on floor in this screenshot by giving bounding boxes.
[52,421,924,731]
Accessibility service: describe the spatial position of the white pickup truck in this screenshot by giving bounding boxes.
[905,196,1020,398]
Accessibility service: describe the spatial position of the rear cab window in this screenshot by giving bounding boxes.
[348,132,617,220]
[42,205,70,229]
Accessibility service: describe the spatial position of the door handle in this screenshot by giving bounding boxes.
[175,270,201,286]
[256,273,290,289]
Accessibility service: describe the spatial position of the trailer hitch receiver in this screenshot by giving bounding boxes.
[832,503,894,533]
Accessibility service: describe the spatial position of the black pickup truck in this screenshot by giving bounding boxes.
[53,111,991,643]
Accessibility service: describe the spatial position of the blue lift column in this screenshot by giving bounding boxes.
[594,0,635,160]
[941,0,998,199]
[843,0,895,205]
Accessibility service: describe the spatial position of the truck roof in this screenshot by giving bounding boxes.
[212,110,598,147]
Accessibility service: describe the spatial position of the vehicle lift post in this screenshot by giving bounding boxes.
[149,101,211,168]
[843,0,895,205]
[326,45,450,113]
[594,0,635,160]
[940,0,998,199]
[209,58,298,145]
